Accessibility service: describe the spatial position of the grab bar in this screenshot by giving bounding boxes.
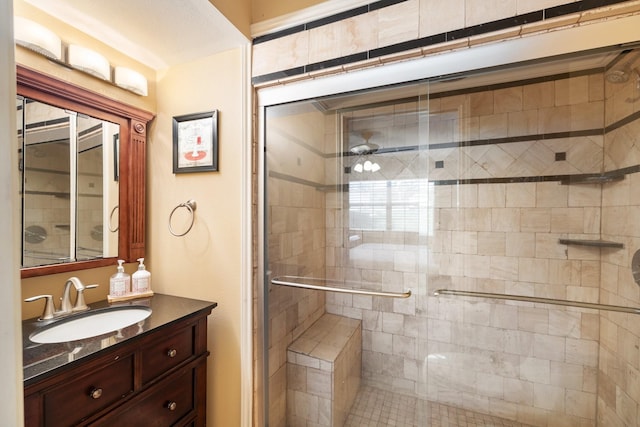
[433,289,640,315]
[271,276,412,299]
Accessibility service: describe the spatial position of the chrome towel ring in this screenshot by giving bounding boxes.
[169,199,197,237]
[108,205,119,232]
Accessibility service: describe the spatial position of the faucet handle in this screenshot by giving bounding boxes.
[74,284,99,311]
[25,295,55,320]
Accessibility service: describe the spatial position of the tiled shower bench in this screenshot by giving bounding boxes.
[287,313,362,427]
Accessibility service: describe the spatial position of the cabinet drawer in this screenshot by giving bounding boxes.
[141,325,194,383]
[93,366,195,426]
[43,353,134,426]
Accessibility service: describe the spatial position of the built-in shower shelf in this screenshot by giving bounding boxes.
[558,238,624,249]
[560,174,624,185]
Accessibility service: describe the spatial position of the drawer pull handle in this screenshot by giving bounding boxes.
[166,401,177,411]
[167,349,177,358]
[89,388,103,399]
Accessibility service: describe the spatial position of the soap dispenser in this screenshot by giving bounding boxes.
[109,259,131,297]
[132,257,151,294]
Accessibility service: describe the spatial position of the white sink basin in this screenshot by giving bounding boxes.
[30,307,152,344]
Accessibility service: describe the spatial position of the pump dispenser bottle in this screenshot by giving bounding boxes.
[109,259,130,297]
[131,257,151,294]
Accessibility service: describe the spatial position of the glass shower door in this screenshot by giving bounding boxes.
[263,83,432,427]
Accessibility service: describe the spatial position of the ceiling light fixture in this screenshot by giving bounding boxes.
[347,131,382,174]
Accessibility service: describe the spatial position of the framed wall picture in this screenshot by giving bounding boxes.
[172,110,218,173]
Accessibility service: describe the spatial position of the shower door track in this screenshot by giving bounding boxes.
[434,289,640,314]
[271,276,412,298]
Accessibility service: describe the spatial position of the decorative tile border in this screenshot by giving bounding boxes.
[252,0,632,85]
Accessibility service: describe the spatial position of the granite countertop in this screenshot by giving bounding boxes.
[22,293,217,385]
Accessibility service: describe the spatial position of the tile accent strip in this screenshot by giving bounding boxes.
[252,0,632,84]
[270,165,640,190]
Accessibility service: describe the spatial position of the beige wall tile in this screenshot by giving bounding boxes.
[589,73,605,102]
[535,233,568,259]
[478,232,506,255]
[378,0,420,47]
[518,258,549,283]
[520,356,551,383]
[521,208,551,232]
[465,208,493,232]
[508,110,539,137]
[465,0,517,27]
[453,184,478,208]
[571,101,605,131]
[495,87,524,114]
[341,13,378,57]
[452,231,478,254]
[506,183,536,208]
[548,260,581,286]
[479,113,509,139]
[479,183,506,207]
[506,232,535,257]
[565,338,598,367]
[253,32,309,77]
[492,208,521,232]
[551,207,585,234]
[470,91,495,117]
[491,256,519,280]
[516,0,572,13]
[523,81,555,110]
[555,76,589,106]
[536,182,568,208]
[419,0,465,36]
[308,22,340,65]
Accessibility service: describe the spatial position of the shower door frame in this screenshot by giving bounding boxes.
[254,14,640,426]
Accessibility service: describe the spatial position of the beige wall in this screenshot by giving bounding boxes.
[15,4,250,426]
[150,48,246,427]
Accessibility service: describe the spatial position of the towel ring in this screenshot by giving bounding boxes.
[169,199,197,237]
[108,205,119,232]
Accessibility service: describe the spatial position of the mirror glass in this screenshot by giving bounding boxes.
[18,96,119,268]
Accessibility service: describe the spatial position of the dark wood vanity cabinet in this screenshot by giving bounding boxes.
[24,310,211,426]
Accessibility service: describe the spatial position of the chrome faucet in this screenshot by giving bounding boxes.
[25,277,99,320]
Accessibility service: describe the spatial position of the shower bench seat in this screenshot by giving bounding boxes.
[287,313,362,427]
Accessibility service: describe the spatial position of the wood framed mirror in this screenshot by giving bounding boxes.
[17,65,154,278]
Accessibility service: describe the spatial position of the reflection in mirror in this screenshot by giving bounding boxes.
[18,97,119,268]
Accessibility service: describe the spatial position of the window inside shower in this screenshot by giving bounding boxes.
[260,45,640,427]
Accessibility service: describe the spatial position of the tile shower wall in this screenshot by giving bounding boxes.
[265,108,333,427]
[252,1,640,85]
[326,71,610,426]
[598,51,640,426]
[253,5,640,426]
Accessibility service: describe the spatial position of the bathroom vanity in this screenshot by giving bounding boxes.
[22,294,216,426]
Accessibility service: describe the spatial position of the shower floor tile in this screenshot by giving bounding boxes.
[344,385,533,427]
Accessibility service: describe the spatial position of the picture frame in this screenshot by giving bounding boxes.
[172,110,218,173]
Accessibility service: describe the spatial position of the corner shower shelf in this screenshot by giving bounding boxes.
[558,238,624,249]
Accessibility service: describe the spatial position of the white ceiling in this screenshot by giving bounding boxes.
[24,0,249,70]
